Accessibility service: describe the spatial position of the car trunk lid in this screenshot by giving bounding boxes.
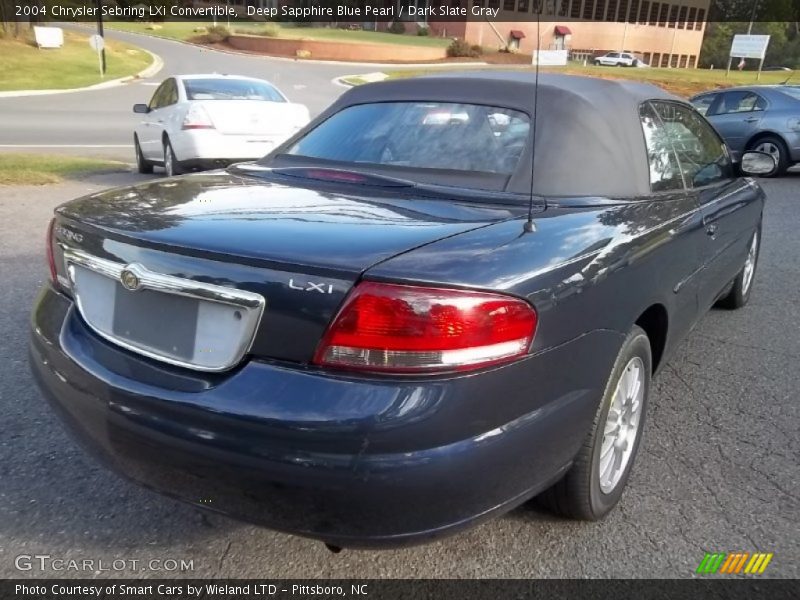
[195,100,308,136]
[53,172,517,366]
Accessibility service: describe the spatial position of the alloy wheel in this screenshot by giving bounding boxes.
[599,357,645,494]
[742,231,758,295]
[755,141,781,162]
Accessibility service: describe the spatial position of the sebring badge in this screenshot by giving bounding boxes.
[120,268,141,291]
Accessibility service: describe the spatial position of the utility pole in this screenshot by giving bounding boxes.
[95,0,106,74]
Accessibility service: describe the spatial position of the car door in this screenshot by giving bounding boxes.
[637,102,704,342]
[705,91,767,160]
[137,81,168,159]
[652,101,762,311]
[140,78,179,161]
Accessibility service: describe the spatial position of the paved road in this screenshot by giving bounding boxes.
[0,27,376,161]
[0,172,797,578]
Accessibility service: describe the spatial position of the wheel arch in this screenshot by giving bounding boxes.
[745,129,789,153]
[634,304,668,374]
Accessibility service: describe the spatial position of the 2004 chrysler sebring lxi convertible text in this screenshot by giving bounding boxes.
[30,74,774,549]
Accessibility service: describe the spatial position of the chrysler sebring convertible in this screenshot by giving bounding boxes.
[30,74,773,549]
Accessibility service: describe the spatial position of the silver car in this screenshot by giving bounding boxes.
[691,85,800,176]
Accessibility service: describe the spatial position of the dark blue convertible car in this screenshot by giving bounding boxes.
[30,74,773,549]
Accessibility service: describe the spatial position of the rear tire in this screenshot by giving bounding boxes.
[538,326,651,520]
[748,135,789,177]
[163,137,182,177]
[134,136,153,174]
[594,60,602,66]
[716,225,761,310]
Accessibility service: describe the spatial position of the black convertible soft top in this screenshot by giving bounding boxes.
[273,72,684,198]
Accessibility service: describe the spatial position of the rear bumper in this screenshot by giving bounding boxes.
[30,285,622,547]
[170,129,291,163]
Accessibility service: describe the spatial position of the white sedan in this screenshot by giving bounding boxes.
[133,74,310,176]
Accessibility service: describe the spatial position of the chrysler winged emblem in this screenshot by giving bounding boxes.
[120,268,141,291]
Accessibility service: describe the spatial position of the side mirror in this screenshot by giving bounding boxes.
[133,104,150,114]
[740,151,777,177]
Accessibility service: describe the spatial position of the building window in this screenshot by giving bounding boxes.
[651,52,660,66]
[517,0,530,12]
[695,8,705,30]
[637,0,648,23]
[618,0,629,21]
[558,0,570,16]
[689,55,697,68]
[667,4,678,27]
[628,0,639,21]
[570,0,582,18]
[658,3,669,26]
[677,5,687,28]
[594,0,605,20]
[670,54,679,67]
[687,6,696,25]
[488,0,501,9]
[649,2,658,25]
[661,54,670,67]
[583,0,594,19]
[679,54,688,68]
[503,0,515,11]
[605,0,617,20]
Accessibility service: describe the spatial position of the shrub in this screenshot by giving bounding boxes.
[417,26,430,36]
[238,23,281,37]
[388,21,406,34]
[447,39,482,58]
[204,25,230,44]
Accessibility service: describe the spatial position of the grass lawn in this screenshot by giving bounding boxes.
[107,21,450,48]
[0,31,153,92]
[349,63,795,97]
[0,154,128,185]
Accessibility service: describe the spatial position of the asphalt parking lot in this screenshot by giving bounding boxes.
[0,170,797,579]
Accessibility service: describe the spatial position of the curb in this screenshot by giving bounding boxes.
[103,26,488,69]
[0,49,163,98]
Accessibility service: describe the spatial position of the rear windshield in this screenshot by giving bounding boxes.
[183,78,285,102]
[285,102,530,176]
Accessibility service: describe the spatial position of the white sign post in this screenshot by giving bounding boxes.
[33,26,64,49]
[89,34,105,78]
[532,49,568,66]
[727,34,770,80]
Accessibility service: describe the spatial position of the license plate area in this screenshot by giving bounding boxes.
[113,287,199,362]
[64,250,265,372]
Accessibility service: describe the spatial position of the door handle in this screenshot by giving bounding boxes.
[744,117,759,123]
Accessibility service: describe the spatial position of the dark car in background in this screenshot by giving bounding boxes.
[30,74,773,549]
[691,85,800,175]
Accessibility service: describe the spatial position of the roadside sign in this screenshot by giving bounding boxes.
[88,34,105,52]
[89,34,105,78]
[730,35,770,60]
[33,26,64,49]
[532,49,568,66]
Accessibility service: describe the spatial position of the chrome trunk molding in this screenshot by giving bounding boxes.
[61,246,266,372]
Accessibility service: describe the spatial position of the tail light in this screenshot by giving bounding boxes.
[46,218,58,284]
[182,105,215,130]
[314,282,537,373]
